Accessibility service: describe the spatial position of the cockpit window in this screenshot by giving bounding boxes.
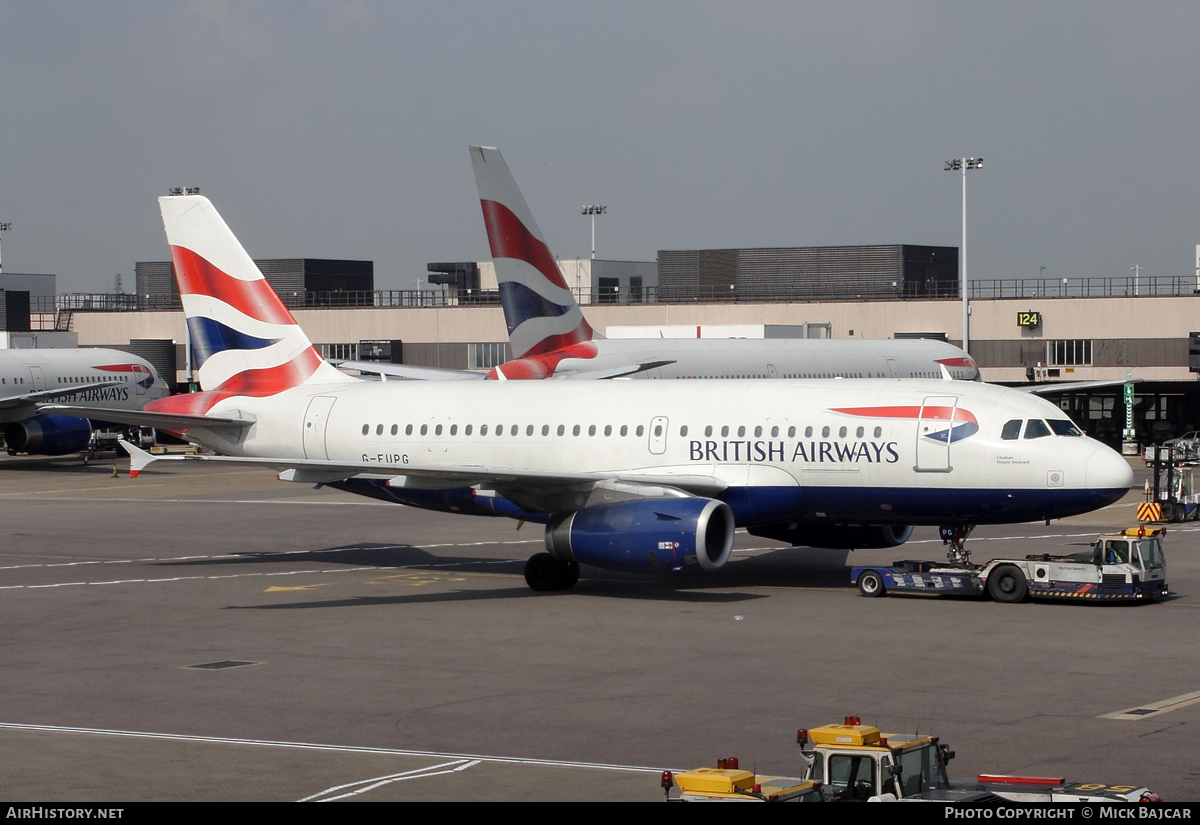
[1048,419,1083,437]
[1024,419,1052,439]
[1001,420,1022,440]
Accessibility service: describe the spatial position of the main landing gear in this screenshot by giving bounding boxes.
[523,553,580,592]
[939,523,976,566]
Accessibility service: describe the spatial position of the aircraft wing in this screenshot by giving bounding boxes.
[333,361,485,381]
[0,381,121,410]
[1019,377,1143,395]
[120,440,726,509]
[39,404,256,431]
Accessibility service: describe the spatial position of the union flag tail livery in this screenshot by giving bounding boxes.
[470,146,596,361]
[156,196,353,414]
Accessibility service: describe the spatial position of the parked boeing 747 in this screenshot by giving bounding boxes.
[113,194,1131,591]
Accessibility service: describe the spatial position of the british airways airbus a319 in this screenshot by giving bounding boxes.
[113,194,1132,591]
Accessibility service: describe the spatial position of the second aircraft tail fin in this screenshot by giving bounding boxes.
[470,146,596,358]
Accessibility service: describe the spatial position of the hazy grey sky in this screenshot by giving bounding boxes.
[2,1,1198,293]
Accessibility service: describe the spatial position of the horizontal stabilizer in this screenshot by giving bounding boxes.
[557,360,676,380]
[333,361,486,381]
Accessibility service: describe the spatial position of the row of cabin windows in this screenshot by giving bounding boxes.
[1,375,133,385]
[1000,418,1083,440]
[678,372,946,380]
[361,422,887,440]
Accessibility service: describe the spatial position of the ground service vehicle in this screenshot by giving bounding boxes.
[661,759,825,802]
[851,527,1168,603]
[796,718,1159,802]
[1143,443,1200,522]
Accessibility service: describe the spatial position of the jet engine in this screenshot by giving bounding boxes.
[545,497,734,573]
[4,414,93,456]
[748,522,914,550]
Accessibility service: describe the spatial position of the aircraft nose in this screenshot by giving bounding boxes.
[1086,445,1134,491]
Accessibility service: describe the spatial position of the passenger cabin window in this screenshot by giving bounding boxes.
[1001,419,1022,440]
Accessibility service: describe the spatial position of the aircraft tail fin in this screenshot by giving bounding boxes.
[158,195,352,396]
[470,146,596,358]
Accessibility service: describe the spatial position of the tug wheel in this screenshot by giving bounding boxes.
[857,570,885,598]
[987,564,1028,603]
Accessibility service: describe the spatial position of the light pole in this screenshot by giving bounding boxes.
[581,205,606,260]
[0,222,11,274]
[944,158,982,355]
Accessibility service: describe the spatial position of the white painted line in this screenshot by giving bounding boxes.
[0,722,665,775]
[0,559,525,591]
[301,759,481,802]
[1100,690,1200,720]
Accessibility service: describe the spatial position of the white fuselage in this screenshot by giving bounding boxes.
[0,347,168,424]
[560,337,980,381]
[191,377,1130,526]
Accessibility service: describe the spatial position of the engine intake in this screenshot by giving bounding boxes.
[5,414,93,456]
[545,497,734,573]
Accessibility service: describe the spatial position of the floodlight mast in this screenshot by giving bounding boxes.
[581,204,606,260]
[944,157,982,356]
[0,222,11,274]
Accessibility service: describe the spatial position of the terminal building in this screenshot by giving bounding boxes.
[24,242,1200,448]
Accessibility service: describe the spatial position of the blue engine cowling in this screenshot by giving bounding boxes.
[4,414,93,456]
[544,497,735,574]
[748,522,913,549]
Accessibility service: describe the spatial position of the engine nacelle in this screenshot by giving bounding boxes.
[545,497,734,573]
[748,522,914,550]
[4,414,93,456]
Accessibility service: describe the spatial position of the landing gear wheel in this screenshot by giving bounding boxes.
[560,560,580,589]
[857,570,885,598]
[524,553,579,592]
[987,564,1028,603]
